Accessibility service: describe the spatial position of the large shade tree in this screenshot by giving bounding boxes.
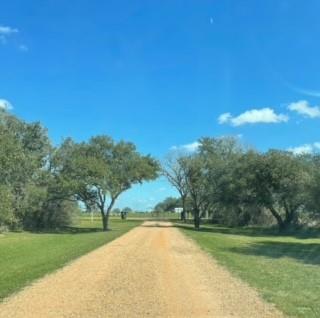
[0,109,52,228]
[168,137,243,229]
[244,150,312,230]
[197,137,243,221]
[56,135,159,231]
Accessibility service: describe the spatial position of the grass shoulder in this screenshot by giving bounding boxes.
[0,217,141,301]
[176,222,320,318]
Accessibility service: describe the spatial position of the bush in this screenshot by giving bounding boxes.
[42,200,79,229]
[22,184,78,230]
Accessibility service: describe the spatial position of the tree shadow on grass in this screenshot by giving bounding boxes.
[175,223,280,237]
[25,220,142,235]
[229,241,320,266]
[175,223,320,239]
[29,226,104,235]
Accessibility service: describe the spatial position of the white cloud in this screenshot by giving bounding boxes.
[218,113,232,124]
[171,141,200,153]
[218,108,289,126]
[288,142,320,155]
[288,100,320,118]
[0,99,13,110]
[0,25,18,44]
[288,145,313,155]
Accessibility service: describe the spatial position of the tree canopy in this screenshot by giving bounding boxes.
[0,110,159,231]
[55,135,159,230]
[163,137,320,230]
[1,108,320,232]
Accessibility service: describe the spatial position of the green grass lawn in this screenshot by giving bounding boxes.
[0,217,141,301]
[81,211,181,220]
[177,223,320,318]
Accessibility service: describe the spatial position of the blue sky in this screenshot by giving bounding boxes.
[1,0,320,210]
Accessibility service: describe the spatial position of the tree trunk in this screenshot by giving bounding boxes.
[194,208,200,230]
[283,201,297,229]
[104,197,116,231]
[181,195,187,222]
[268,206,285,231]
[100,209,108,231]
[283,210,296,229]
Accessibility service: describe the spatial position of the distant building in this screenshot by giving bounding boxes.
[174,207,183,213]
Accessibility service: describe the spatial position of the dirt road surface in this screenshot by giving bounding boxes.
[0,222,283,317]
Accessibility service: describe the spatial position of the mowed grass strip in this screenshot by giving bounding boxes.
[177,224,320,318]
[0,217,141,301]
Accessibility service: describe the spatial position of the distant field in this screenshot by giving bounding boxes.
[178,223,320,318]
[0,218,141,301]
[81,211,181,220]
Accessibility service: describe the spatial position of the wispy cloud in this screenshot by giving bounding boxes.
[288,100,320,118]
[294,88,320,98]
[218,108,289,126]
[284,80,320,98]
[18,44,28,52]
[171,141,200,153]
[0,25,18,44]
[288,142,320,155]
[0,99,13,110]
[0,25,18,35]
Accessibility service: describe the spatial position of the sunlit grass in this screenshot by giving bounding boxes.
[0,218,141,301]
[178,224,320,318]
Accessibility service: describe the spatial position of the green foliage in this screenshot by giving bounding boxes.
[154,197,181,212]
[225,150,312,230]
[308,154,320,214]
[254,150,311,229]
[179,137,244,228]
[0,111,75,230]
[54,135,159,230]
[0,110,55,229]
[169,137,319,230]
[0,186,15,230]
[22,183,79,230]
[2,107,320,232]
[0,109,159,231]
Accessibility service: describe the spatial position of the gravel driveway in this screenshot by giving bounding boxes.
[0,221,283,317]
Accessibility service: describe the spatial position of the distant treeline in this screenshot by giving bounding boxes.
[0,109,159,231]
[154,197,182,213]
[162,137,320,230]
